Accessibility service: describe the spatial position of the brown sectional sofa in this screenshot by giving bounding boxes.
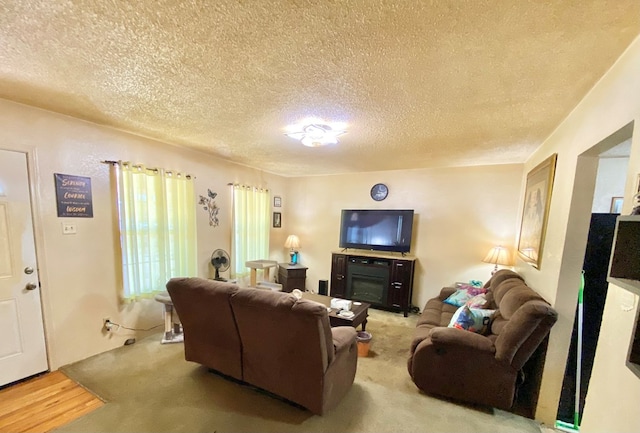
[407,270,558,410]
[166,277,358,415]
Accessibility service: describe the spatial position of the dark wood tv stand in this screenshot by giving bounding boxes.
[330,251,416,317]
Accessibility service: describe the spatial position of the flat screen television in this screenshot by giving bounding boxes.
[339,209,414,253]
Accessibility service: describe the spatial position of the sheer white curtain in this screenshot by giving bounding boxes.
[231,184,270,282]
[114,162,197,301]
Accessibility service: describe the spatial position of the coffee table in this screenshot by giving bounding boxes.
[302,292,370,331]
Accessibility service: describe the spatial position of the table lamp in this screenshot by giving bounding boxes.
[482,246,512,275]
[284,235,300,264]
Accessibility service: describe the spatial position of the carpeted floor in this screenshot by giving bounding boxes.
[57,308,554,433]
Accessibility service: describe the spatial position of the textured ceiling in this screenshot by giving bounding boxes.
[0,1,639,177]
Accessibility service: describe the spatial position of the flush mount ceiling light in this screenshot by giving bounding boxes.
[284,118,347,147]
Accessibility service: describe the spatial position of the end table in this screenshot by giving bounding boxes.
[277,263,308,293]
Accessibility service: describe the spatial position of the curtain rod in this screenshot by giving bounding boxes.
[227,182,269,191]
[101,160,195,179]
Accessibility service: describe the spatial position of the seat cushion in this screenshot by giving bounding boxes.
[417,297,458,328]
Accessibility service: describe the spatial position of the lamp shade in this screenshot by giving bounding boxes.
[482,246,512,266]
[284,235,300,249]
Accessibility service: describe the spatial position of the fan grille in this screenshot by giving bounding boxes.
[210,249,230,280]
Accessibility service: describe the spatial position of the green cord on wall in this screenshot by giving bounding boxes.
[578,271,585,305]
[556,271,586,433]
[574,270,585,429]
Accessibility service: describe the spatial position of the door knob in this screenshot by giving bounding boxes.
[26,282,38,290]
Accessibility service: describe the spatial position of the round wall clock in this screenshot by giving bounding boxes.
[370,183,388,201]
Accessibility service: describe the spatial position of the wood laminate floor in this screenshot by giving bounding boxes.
[0,371,103,433]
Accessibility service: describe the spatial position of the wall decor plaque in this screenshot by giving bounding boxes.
[54,173,93,217]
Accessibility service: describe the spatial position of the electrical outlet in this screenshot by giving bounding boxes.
[103,317,113,332]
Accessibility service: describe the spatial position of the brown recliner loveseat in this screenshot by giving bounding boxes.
[166,277,358,415]
[407,270,557,410]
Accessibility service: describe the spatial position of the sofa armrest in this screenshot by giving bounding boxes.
[437,286,457,301]
[331,326,357,354]
[430,327,495,353]
[409,328,514,410]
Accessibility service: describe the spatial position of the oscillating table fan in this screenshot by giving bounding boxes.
[211,249,230,281]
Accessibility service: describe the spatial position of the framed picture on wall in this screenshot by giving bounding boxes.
[517,153,558,269]
[610,197,624,213]
[273,212,281,228]
[274,196,282,207]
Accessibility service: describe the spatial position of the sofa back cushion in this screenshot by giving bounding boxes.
[490,279,557,369]
[483,269,524,290]
[483,270,525,308]
[230,288,334,409]
[492,279,541,321]
[166,277,243,380]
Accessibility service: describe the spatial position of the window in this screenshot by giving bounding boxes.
[231,185,270,281]
[114,162,196,301]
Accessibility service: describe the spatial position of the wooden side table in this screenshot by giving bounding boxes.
[277,263,308,293]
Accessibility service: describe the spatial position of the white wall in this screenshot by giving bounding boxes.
[0,99,287,369]
[0,97,526,372]
[515,35,640,431]
[591,157,629,213]
[287,165,523,312]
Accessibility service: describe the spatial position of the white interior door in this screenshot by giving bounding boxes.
[0,149,48,386]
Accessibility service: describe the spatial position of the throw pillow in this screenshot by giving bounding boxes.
[448,305,495,334]
[465,293,488,308]
[443,285,488,307]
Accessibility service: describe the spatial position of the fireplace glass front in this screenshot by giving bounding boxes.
[346,263,389,305]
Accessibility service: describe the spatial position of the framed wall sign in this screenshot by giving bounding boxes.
[517,154,557,269]
[54,173,93,218]
[273,212,281,228]
[274,196,282,207]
